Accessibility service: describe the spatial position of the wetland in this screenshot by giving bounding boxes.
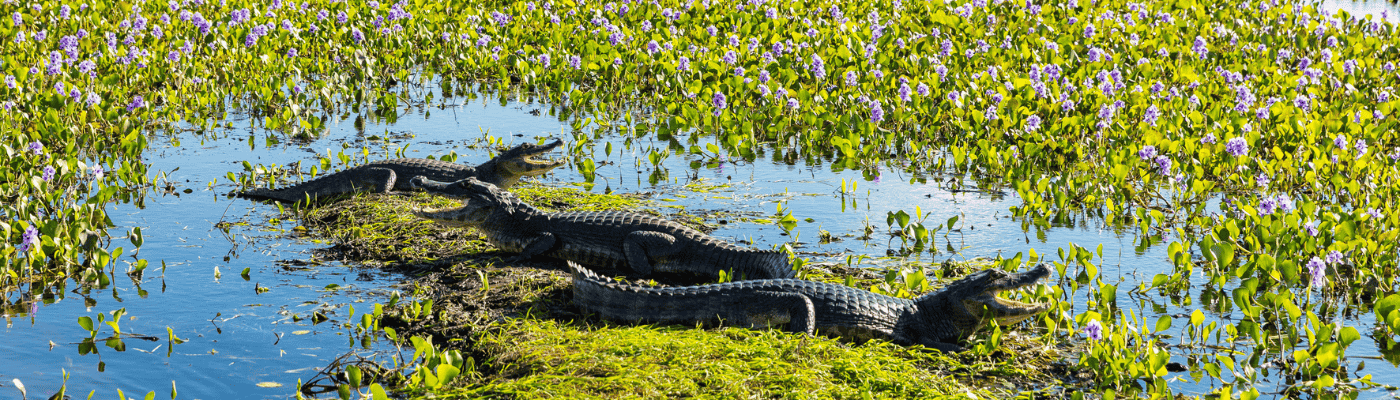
[4,0,1400,398]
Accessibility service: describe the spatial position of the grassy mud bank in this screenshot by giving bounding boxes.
[283,182,1077,399]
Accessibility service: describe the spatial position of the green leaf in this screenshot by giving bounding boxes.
[1154,315,1172,333]
[1375,295,1400,325]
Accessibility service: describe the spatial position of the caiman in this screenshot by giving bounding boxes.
[409,176,795,280]
[236,139,566,203]
[569,260,1052,352]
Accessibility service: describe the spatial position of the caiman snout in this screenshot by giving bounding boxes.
[503,139,567,176]
[963,264,1052,327]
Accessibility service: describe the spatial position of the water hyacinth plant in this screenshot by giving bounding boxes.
[2,0,1399,397]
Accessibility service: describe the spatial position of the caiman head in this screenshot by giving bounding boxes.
[409,177,527,228]
[485,139,567,185]
[916,264,1053,338]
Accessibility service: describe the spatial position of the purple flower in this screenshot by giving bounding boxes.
[85,91,101,107]
[1326,250,1344,265]
[984,105,999,120]
[337,11,348,24]
[18,226,40,254]
[1307,257,1326,286]
[1293,94,1311,112]
[127,95,145,111]
[54,81,65,95]
[1225,137,1248,157]
[808,54,826,81]
[1202,133,1217,144]
[1276,195,1294,213]
[1084,23,1095,38]
[870,100,884,123]
[352,28,364,43]
[712,90,727,116]
[91,164,105,179]
[677,56,690,72]
[537,53,550,68]
[1096,104,1115,129]
[11,12,20,26]
[568,55,581,69]
[1304,221,1318,236]
[1369,208,1384,220]
[786,97,799,111]
[1138,145,1158,161]
[845,71,857,86]
[1192,36,1208,59]
[646,40,659,55]
[1256,173,1271,187]
[1154,155,1172,175]
[1143,104,1161,127]
[898,82,912,102]
[1082,319,1104,340]
[1025,114,1042,132]
[5,75,15,89]
[27,141,43,155]
[722,50,737,64]
[1356,139,1368,156]
[491,11,512,26]
[1332,134,1349,150]
[41,165,56,181]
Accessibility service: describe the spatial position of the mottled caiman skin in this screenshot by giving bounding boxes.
[236,139,566,203]
[569,261,1052,352]
[409,177,795,280]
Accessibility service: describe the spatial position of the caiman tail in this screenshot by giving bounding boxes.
[723,247,795,280]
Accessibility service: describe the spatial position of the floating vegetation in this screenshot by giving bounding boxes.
[5,0,1400,397]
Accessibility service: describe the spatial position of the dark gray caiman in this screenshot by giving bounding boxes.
[236,139,566,203]
[409,176,795,280]
[569,260,1051,352]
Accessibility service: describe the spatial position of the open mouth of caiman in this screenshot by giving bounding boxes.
[506,139,567,175]
[961,264,1052,326]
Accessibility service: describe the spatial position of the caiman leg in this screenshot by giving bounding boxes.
[512,232,557,262]
[739,291,815,335]
[916,338,966,353]
[347,167,398,194]
[621,231,684,275]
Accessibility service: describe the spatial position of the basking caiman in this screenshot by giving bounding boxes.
[236,139,566,203]
[569,261,1052,352]
[409,176,795,280]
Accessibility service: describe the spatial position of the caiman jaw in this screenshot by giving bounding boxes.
[504,139,567,176]
[963,264,1052,326]
[413,204,490,228]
